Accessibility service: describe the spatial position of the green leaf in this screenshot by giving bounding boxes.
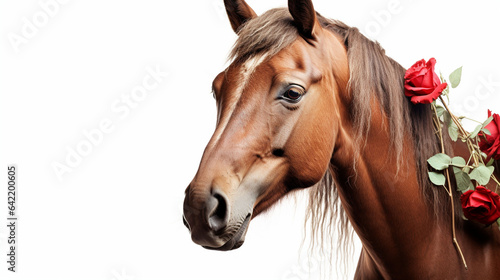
[463,166,471,173]
[451,156,466,167]
[448,122,459,141]
[435,105,445,118]
[488,166,495,174]
[443,111,459,141]
[428,153,451,170]
[497,218,500,229]
[486,157,495,167]
[482,116,494,127]
[469,165,493,185]
[470,117,494,139]
[469,124,482,139]
[449,66,463,88]
[428,171,446,186]
[443,110,450,123]
[453,167,473,192]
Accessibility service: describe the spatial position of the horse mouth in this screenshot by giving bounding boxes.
[203,214,251,251]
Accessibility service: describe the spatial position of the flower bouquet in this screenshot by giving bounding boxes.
[404,58,500,268]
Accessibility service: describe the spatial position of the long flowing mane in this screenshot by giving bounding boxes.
[230,6,459,268]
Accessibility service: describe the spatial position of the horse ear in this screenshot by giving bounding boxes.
[288,0,321,40]
[223,0,257,33]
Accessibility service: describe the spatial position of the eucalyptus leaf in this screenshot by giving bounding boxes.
[436,106,445,118]
[451,156,466,167]
[441,110,448,124]
[470,116,494,139]
[428,153,451,170]
[462,166,471,173]
[448,123,459,141]
[488,166,495,174]
[443,111,459,141]
[449,66,463,88]
[428,171,446,186]
[469,124,482,139]
[487,158,495,167]
[469,165,493,185]
[453,167,473,192]
[482,116,494,127]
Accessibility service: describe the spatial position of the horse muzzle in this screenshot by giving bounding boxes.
[183,186,253,250]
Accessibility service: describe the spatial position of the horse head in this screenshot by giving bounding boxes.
[183,0,349,250]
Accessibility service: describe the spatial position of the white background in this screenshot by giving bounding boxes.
[1,0,499,279]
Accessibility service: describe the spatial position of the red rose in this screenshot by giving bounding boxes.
[479,110,500,161]
[404,58,448,104]
[460,186,500,225]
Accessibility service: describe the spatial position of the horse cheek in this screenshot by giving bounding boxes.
[286,100,335,188]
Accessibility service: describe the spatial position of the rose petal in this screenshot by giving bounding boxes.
[426,57,437,69]
[404,59,426,79]
[432,70,442,87]
[479,110,500,161]
[409,82,447,104]
[461,186,500,225]
[409,71,428,86]
[404,85,434,94]
[421,68,435,88]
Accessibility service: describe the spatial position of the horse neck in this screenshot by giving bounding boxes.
[330,98,446,276]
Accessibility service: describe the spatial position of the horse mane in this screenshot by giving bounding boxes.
[314,13,460,221]
[230,7,459,274]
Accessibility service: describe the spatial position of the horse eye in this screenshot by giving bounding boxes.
[282,87,304,103]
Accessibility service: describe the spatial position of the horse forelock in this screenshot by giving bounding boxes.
[229,8,298,65]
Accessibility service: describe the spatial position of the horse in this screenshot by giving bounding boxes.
[182,0,500,278]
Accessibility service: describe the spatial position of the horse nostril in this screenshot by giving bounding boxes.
[272,148,285,157]
[207,192,228,232]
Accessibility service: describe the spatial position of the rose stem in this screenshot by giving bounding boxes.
[438,96,481,167]
[432,102,468,270]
